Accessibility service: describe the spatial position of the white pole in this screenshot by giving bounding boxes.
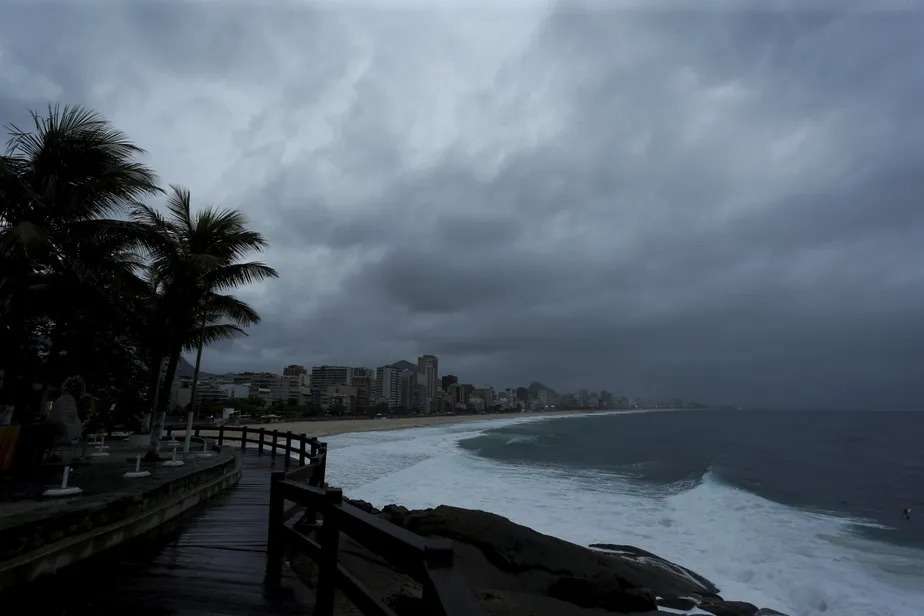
[135,454,141,473]
[62,466,70,489]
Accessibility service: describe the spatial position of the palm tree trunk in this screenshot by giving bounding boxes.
[183,319,206,453]
[147,348,179,458]
[143,353,165,433]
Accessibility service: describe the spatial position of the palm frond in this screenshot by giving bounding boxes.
[207,261,279,290]
[199,293,261,326]
[166,185,194,232]
[183,322,246,351]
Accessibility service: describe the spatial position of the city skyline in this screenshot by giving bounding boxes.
[177,353,703,412]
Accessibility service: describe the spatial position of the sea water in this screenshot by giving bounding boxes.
[324,409,924,616]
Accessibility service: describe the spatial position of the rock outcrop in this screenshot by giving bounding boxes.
[343,499,787,615]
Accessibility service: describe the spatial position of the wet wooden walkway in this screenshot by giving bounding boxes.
[9,451,314,615]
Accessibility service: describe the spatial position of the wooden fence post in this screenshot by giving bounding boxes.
[299,436,306,466]
[314,487,343,616]
[310,439,319,458]
[258,429,265,455]
[241,426,248,450]
[319,443,328,487]
[265,471,285,583]
[422,541,455,609]
[218,425,224,448]
[271,430,278,459]
[284,432,292,468]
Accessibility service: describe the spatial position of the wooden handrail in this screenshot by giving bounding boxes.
[170,425,482,614]
[268,477,484,616]
[169,425,326,488]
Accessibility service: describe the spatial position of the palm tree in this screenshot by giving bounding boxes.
[134,187,277,457]
[0,105,159,420]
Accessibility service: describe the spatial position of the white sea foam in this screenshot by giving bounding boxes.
[324,417,924,616]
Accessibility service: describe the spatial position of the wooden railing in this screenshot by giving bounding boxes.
[169,423,481,615]
[166,424,327,477]
[267,467,484,616]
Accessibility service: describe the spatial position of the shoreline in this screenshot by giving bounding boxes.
[250,407,682,439]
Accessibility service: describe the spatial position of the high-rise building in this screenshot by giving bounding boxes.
[351,367,374,380]
[282,365,310,405]
[310,366,350,405]
[441,374,458,391]
[398,368,418,410]
[322,384,358,414]
[374,365,401,409]
[283,364,307,377]
[416,355,438,412]
[351,375,372,414]
[471,386,495,411]
[516,387,529,403]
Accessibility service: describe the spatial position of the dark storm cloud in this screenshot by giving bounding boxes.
[3,1,924,408]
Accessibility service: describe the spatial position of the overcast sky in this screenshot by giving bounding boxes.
[3,1,924,408]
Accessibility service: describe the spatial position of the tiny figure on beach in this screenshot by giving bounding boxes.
[903,507,912,521]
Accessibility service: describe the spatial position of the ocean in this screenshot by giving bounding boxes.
[324,409,924,616]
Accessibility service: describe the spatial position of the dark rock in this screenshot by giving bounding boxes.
[698,597,759,616]
[401,506,718,599]
[658,596,697,611]
[347,498,378,514]
[381,503,409,525]
[549,576,657,613]
[325,503,780,616]
[590,544,720,596]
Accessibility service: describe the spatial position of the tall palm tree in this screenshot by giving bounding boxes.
[134,187,277,457]
[0,105,159,420]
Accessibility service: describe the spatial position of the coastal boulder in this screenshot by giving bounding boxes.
[588,544,720,597]
[392,505,717,612]
[346,498,379,514]
[696,598,759,616]
[548,576,657,612]
[356,504,787,615]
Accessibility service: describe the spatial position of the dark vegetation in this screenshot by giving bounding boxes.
[0,105,276,455]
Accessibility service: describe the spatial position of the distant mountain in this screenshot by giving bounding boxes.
[389,360,416,371]
[176,355,216,379]
[528,381,557,395]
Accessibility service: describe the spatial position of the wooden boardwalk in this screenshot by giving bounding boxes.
[9,451,314,615]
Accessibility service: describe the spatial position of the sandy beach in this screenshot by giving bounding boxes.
[251,408,660,438]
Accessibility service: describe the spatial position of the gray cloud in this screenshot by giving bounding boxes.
[3,1,924,408]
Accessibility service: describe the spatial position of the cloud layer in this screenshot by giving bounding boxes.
[3,1,924,408]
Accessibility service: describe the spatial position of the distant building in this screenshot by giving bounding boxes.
[217,382,250,400]
[170,375,255,411]
[281,365,310,405]
[322,384,359,414]
[244,372,285,405]
[516,387,529,403]
[351,375,372,414]
[417,355,438,412]
[310,365,350,405]
[351,367,374,380]
[447,383,474,409]
[398,368,419,411]
[283,364,307,377]
[471,386,495,411]
[441,374,458,391]
[375,365,401,409]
